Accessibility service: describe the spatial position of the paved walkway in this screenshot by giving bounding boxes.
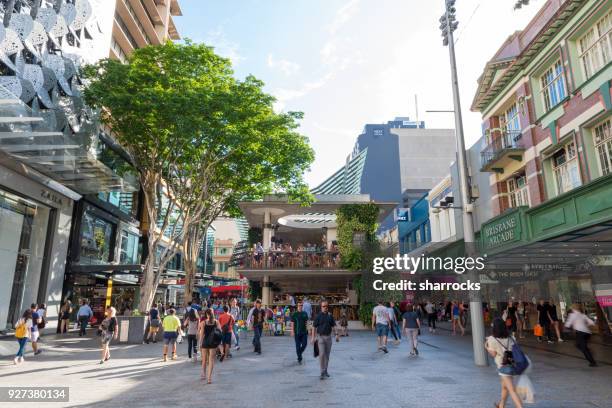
[0,327,610,408]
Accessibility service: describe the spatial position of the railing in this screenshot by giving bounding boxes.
[239,250,342,270]
[481,129,523,169]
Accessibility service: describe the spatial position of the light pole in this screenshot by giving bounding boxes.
[439,0,488,367]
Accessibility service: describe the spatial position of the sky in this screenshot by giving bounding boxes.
[175,0,542,188]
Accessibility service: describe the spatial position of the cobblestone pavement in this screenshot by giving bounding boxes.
[0,327,610,408]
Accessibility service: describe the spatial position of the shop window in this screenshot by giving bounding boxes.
[593,118,612,176]
[97,191,138,218]
[119,230,140,264]
[507,174,530,208]
[80,211,114,264]
[540,60,566,111]
[551,141,581,195]
[578,10,612,80]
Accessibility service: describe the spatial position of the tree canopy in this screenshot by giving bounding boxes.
[83,40,315,309]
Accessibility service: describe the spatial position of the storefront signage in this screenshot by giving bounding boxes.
[596,295,612,307]
[482,211,522,251]
[40,189,64,206]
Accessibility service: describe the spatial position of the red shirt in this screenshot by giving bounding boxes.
[218,313,234,332]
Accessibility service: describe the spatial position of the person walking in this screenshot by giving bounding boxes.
[145,304,161,344]
[516,302,525,339]
[387,302,401,345]
[402,304,421,356]
[536,299,553,343]
[99,306,118,364]
[14,310,33,365]
[485,318,524,408]
[59,300,72,334]
[76,300,93,337]
[229,298,241,351]
[425,300,437,334]
[29,304,42,355]
[247,299,266,354]
[565,304,597,367]
[548,300,563,342]
[291,301,309,364]
[451,300,465,336]
[199,308,221,384]
[184,308,200,362]
[302,297,312,320]
[311,301,337,380]
[505,302,518,337]
[218,305,235,362]
[36,303,47,334]
[372,300,391,353]
[161,308,182,362]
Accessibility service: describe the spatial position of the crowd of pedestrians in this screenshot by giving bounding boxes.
[10,293,602,407]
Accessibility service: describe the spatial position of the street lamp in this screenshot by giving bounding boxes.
[439,0,488,367]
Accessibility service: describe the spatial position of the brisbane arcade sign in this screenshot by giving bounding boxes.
[482,211,522,251]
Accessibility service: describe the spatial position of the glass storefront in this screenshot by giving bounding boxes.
[79,210,114,264]
[0,189,51,330]
[120,230,140,264]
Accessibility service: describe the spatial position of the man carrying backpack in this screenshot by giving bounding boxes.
[218,306,235,362]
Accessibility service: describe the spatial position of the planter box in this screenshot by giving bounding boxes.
[117,316,150,344]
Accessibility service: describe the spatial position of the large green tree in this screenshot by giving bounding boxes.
[83,41,314,311]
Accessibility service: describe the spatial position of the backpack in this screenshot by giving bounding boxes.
[205,325,223,348]
[497,337,529,375]
[15,320,27,338]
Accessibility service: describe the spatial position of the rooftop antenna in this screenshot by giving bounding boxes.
[414,94,420,124]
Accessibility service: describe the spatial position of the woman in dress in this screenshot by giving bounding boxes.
[199,308,221,384]
[99,306,118,364]
[59,300,72,334]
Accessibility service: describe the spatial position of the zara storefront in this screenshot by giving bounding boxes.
[0,158,76,332]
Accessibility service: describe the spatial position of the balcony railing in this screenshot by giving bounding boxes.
[481,130,524,172]
[239,250,342,270]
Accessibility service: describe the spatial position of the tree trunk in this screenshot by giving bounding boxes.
[183,223,207,304]
[138,253,158,312]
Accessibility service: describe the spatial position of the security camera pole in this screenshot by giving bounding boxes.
[439,0,488,366]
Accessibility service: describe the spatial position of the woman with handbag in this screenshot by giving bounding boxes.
[199,308,222,384]
[485,318,524,408]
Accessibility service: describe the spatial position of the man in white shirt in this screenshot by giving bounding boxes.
[372,301,391,353]
[565,305,597,367]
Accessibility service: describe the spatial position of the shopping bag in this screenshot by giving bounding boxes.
[533,324,543,337]
[516,374,535,404]
[313,340,319,358]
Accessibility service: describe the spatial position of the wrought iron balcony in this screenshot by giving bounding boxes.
[238,250,342,270]
[481,130,525,172]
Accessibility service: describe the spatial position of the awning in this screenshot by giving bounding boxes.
[0,84,138,194]
[211,285,244,293]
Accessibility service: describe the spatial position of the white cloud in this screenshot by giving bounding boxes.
[267,54,301,76]
[272,72,334,112]
[328,0,361,35]
[204,27,244,66]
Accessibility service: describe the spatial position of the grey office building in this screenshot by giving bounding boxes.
[314,117,457,231]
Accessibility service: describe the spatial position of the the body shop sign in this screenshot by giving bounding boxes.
[482,211,523,251]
